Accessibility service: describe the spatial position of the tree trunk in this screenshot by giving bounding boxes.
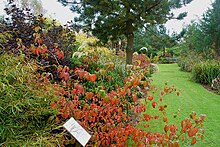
[126,21,134,65]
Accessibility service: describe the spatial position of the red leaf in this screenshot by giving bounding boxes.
[75,84,84,94]
[41,46,47,54]
[56,49,64,60]
[78,70,87,79]
[63,72,69,81]
[154,115,159,119]
[170,125,178,134]
[127,88,131,96]
[144,124,149,128]
[151,101,157,108]
[72,89,77,94]
[132,94,137,103]
[61,113,69,119]
[159,105,164,111]
[148,96,153,101]
[59,71,64,78]
[182,136,185,142]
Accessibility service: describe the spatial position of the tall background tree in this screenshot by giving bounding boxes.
[201,0,220,58]
[58,0,193,64]
[178,0,220,60]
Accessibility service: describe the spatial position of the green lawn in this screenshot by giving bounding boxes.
[149,64,220,147]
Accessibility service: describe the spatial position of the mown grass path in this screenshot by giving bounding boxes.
[151,64,220,147]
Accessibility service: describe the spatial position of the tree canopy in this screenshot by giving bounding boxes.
[133,25,178,55]
[201,0,220,58]
[180,0,220,59]
[58,0,193,64]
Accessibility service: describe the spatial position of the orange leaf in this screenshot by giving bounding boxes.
[55,117,60,123]
[172,142,180,147]
[164,124,169,133]
[186,119,192,128]
[177,92,180,96]
[188,127,198,137]
[163,117,168,123]
[35,46,41,55]
[50,102,56,108]
[35,37,43,45]
[143,114,151,122]
[86,92,93,100]
[89,74,97,82]
[56,49,64,60]
[191,137,197,145]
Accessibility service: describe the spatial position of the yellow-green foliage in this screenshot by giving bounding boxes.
[75,33,99,45]
[0,32,12,49]
[74,33,126,68]
[192,60,220,85]
[0,54,61,146]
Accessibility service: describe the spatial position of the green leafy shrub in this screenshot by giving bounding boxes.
[177,53,204,72]
[192,60,220,85]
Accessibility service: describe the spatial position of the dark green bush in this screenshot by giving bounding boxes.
[191,60,220,85]
[159,57,177,64]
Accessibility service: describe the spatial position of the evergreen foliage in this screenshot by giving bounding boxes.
[58,0,193,64]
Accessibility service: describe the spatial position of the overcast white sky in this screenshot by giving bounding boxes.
[0,0,213,33]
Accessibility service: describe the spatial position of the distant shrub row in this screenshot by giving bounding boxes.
[191,61,220,85]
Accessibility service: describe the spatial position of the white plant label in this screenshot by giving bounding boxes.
[63,117,91,147]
